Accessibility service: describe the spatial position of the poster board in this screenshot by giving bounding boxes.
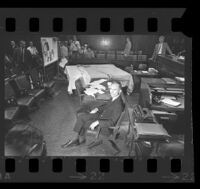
[41,37,58,66]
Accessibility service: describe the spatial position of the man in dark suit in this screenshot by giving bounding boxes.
[62,81,124,148]
[150,36,174,62]
[13,40,33,74]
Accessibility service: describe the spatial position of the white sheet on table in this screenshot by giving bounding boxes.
[64,66,91,93]
[64,64,134,93]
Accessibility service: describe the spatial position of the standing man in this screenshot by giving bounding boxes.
[27,41,39,56]
[13,40,32,75]
[60,42,69,59]
[5,41,18,74]
[150,36,174,62]
[61,81,124,148]
[123,37,132,56]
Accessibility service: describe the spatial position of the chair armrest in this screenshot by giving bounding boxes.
[5,97,18,107]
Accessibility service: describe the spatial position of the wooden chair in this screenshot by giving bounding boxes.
[126,104,171,157]
[4,80,34,129]
[4,80,21,125]
[86,92,128,155]
[13,74,45,103]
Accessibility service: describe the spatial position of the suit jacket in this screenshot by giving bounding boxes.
[13,47,32,70]
[152,42,173,61]
[97,96,124,129]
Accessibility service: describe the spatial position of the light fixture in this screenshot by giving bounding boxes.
[101,38,110,47]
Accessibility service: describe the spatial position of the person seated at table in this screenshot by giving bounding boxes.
[150,35,175,62]
[61,81,124,148]
[5,123,47,156]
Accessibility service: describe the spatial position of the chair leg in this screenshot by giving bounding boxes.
[87,139,103,149]
[128,139,133,156]
[108,139,121,154]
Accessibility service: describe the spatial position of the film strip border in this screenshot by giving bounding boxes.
[0,8,193,182]
[0,8,191,36]
[4,17,183,33]
[1,157,194,182]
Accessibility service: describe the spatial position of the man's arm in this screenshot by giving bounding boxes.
[166,43,173,55]
[98,106,122,128]
[150,44,157,60]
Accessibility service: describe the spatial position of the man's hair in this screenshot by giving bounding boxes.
[5,123,45,156]
[20,40,26,44]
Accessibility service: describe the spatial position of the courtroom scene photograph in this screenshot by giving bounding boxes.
[4,34,187,157]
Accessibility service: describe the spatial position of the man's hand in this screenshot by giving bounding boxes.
[90,108,98,114]
[89,121,99,130]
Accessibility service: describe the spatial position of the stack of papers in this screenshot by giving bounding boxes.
[90,84,106,91]
[160,98,181,107]
[89,79,107,85]
[175,77,185,82]
[84,88,98,97]
[148,67,158,73]
[141,71,148,74]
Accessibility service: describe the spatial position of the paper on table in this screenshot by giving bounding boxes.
[84,88,98,97]
[90,79,107,85]
[97,89,104,94]
[161,95,176,100]
[160,98,181,107]
[90,84,106,90]
[152,110,176,115]
[175,77,185,82]
[141,71,148,74]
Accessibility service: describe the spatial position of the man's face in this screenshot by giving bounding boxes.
[109,83,121,98]
[20,41,26,48]
[29,42,33,47]
[11,41,15,47]
[159,36,165,43]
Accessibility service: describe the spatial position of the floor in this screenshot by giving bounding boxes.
[28,80,140,156]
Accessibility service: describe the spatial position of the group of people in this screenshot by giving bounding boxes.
[4,40,42,78]
[59,35,95,60]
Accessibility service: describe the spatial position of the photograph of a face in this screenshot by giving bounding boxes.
[4,34,187,158]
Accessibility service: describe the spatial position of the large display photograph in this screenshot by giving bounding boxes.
[41,37,58,66]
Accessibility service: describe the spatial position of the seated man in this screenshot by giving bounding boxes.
[62,81,124,148]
